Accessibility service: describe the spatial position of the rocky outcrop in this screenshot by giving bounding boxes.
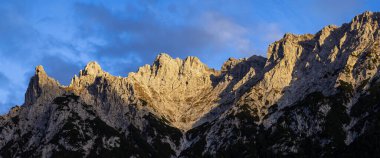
[181,11,380,157]
[24,66,63,105]
[1,11,380,157]
[127,53,221,130]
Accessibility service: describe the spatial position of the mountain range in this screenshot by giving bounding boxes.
[1,11,380,157]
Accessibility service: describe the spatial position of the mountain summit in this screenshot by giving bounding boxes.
[1,11,380,157]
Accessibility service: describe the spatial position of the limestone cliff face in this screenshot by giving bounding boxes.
[25,66,63,105]
[1,11,380,157]
[235,11,380,124]
[60,53,265,131]
[127,54,220,130]
[183,11,380,157]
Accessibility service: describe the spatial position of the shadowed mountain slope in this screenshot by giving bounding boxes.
[1,11,380,157]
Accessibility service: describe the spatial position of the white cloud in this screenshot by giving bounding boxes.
[261,23,283,42]
[200,12,254,54]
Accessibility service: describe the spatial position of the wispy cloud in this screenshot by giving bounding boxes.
[200,12,253,54]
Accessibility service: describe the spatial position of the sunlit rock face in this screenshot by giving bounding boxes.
[1,11,380,157]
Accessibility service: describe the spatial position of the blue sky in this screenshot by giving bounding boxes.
[0,0,379,114]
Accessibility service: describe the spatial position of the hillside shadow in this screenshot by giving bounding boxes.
[274,27,347,111]
[191,56,267,128]
[268,22,377,122]
[190,23,359,130]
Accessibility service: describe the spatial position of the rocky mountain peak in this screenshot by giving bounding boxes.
[24,65,63,105]
[184,56,202,65]
[80,61,104,77]
[265,33,314,68]
[135,53,214,78]
[352,11,379,23]
[128,54,222,130]
[68,61,113,96]
[153,53,205,69]
[221,55,266,80]
[154,53,173,62]
[349,11,380,31]
[35,65,46,75]
[3,11,380,158]
[152,53,181,68]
